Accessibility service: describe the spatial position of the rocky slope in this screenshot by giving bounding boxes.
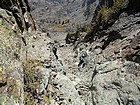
[25,14,140,105]
[0,0,140,105]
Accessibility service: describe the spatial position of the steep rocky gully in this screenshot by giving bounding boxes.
[0,0,140,105]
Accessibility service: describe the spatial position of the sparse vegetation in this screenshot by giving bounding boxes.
[81,25,89,32]
[94,0,124,26]
[24,92,35,105]
[0,67,2,73]
[84,0,124,42]
[66,27,82,44]
[53,24,65,31]
[23,59,43,105]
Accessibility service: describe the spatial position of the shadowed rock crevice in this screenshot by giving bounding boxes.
[125,54,140,64]
[102,31,124,50]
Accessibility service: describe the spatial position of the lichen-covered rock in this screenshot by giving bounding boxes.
[0,0,36,104]
[0,73,7,87]
[0,8,24,104]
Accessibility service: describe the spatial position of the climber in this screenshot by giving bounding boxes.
[78,52,87,68]
[51,44,58,60]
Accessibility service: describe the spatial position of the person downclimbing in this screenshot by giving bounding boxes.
[53,46,58,59]
[50,44,58,60]
[78,52,87,68]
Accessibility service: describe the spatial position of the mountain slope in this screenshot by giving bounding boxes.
[25,0,140,105]
[0,0,140,105]
[28,0,98,32]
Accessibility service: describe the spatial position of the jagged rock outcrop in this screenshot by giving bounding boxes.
[0,0,36,104]
[0,0,36,33]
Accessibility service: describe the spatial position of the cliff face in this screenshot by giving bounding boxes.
[0,0,36,104]
[0,0,36,32]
